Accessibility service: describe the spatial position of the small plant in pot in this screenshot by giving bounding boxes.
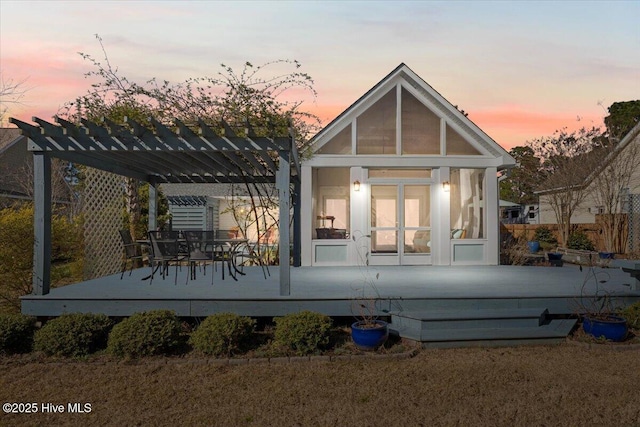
[574,264,628,342]
[351,297,389,351]
[348,231,395,351]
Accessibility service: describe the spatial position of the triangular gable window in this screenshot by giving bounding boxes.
[357,88,396,155]
[446,124,481,155]
[401,88,440,155]
[317,124,352,154]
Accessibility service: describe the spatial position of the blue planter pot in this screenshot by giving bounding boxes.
[351,320,389,351]
[527,241,540,253]
[547,252,563,261]
[598,252,615,259]
[547,252,564,267]
[582,315,628,342]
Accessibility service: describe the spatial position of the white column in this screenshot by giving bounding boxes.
[485,167,499,264]
[350,167,367,265]
[438,167,451,265]
[300,165,313,266]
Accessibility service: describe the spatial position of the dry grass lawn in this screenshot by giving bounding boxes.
[1,343,639,426]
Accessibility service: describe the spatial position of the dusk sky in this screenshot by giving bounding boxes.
[1,0,639,150]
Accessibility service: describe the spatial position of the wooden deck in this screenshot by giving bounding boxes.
[21,264,640,318]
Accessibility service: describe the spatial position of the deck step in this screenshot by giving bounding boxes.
[390,308,577,348]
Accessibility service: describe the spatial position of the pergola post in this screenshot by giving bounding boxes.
[276,149,291,296]
[32,150,52,295]
[148,180,158,232]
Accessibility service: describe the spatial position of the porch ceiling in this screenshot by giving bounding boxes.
[9,116,300,184]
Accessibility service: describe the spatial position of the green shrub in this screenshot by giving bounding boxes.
[619,302,640,330]
[34,313,113,357]
[189,313,255,357]
[0,314,37,354]
[533,226,557,245]
[0,205,84,313]
[567,231,595,251]
[274,311,332,356]
[107,310,185,358]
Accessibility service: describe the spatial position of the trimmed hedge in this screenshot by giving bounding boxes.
[0,314,37,355]
[107,310,185,358]
[34,313,113,357]
[274,311,332,356]
[190,313,255,357]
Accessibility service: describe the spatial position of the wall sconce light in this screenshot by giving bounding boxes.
[442,181,450,192]
[353,180,361,192]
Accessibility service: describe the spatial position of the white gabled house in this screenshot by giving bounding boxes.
[537,122,640,226]
[300,64,516,267]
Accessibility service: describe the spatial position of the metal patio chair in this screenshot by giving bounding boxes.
[147,231,187,285]
[233,241,270,280]
[183,230,216,285]
[119,229,146,279]
[214,229,245,281]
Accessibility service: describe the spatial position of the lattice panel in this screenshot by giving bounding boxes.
[629,194,640,254]
[81,167,123,279]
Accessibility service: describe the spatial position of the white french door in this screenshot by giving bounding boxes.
[369,184,431,265]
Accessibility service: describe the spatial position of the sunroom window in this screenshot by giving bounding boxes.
[450,168,486,239]
[446,124,481,155]
[317,124,352,154]
[401,87,440,155]
[356,89,396,155]
[313,167,350,239]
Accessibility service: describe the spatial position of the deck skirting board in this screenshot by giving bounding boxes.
[21,295,639,318]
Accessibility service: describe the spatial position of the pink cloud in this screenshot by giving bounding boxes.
[469,106,605,151]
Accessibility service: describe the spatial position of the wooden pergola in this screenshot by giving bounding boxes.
[10,116,302,296]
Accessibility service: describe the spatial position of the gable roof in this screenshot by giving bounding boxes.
[308,63,516,168]
[582,121,640,187]
[0,128,23,154]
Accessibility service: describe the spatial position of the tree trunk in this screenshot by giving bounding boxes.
[126,178,140,239]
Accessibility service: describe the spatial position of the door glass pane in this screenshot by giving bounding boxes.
[371,230,397,253]
[403,185,430,256]
[405,230,431,254]
[404,185,430,227]
[371,185,398,254]
[371,186,397,227]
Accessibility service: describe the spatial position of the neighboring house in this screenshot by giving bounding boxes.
[300,64,516,266]
[0,128,30,206]
[537,123,640,226]
[1,127,77,209]
[500,201,539,224]
[161,183,279,243]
